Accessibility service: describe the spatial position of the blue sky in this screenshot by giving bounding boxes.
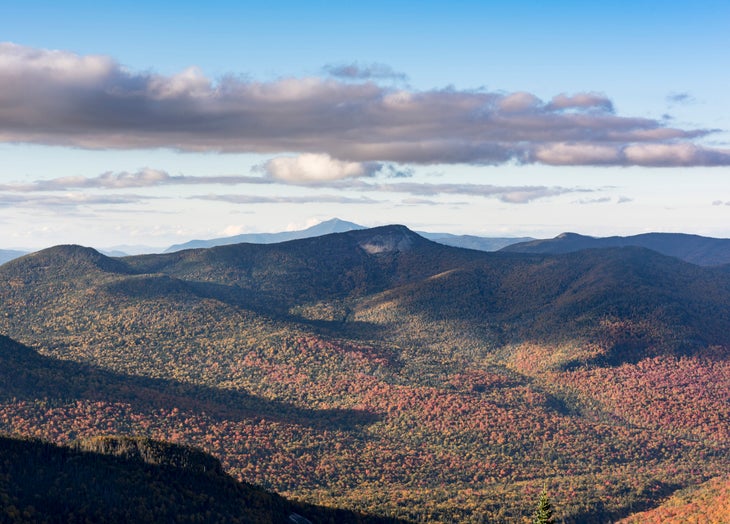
[1,1,729,250]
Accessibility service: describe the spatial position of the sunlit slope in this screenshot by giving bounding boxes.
[618,475,730,524]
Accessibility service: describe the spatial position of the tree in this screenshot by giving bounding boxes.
[532,485,554,524]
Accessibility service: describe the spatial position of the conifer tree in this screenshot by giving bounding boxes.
[532,485,554,524]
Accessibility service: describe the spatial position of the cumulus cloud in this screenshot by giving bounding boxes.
[1,42,729,167]
[259,154,381,183]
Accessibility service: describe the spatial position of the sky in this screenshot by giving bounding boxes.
[1,0,729,251]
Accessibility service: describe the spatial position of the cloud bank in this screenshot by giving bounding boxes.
[1,166,585,204]
[0,168,268,191]
[194,194,379,205]
[1,42,729,167]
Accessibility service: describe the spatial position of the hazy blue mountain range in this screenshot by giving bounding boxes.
[164,218,365,252]
[164,217,533,253]
[0,249,27,265]
[501,231,730,266]
[418,231,534,251]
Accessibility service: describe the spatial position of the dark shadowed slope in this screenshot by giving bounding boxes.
[0,334,379,431]
[501,231,730,266]
[0,433,400,524]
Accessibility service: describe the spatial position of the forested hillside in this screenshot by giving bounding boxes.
[501,231,730,266]
[618,475,730,523]
[0,433,397,523]
[0,226,728,522]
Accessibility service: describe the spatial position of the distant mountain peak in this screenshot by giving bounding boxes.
[316,217,360,228]
[164,218,365,252]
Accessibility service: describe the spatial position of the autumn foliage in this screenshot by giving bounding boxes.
[0,228,728,522]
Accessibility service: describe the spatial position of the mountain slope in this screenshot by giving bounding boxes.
[501,231,730,266]
[618,475,730,524]
[0,433,397,523]
[0,226,728,522]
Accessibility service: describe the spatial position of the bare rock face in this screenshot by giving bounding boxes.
[358,226,417,254]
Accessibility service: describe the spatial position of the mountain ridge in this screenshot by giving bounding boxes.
[502,231,730,266]
[163,217,534,254]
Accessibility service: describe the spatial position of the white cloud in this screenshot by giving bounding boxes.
[261,154,381,183]
[219,224,249,236]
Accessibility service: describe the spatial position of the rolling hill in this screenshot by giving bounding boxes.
[0,226,728,522]
[501,231,730,266]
